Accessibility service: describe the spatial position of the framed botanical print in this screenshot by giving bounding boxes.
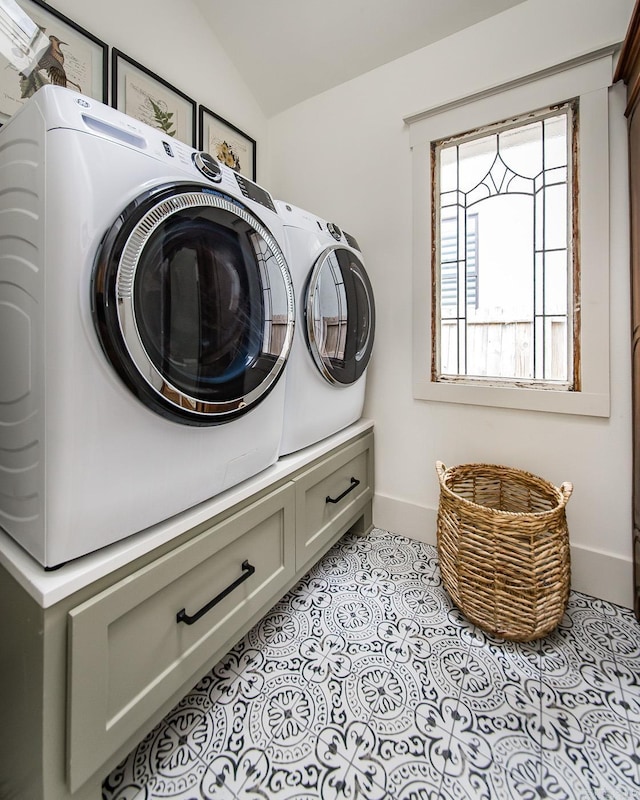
[112,49,196,147]
[0,0,108,123]
[199,105,256,181]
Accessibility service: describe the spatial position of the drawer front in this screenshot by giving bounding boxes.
[295,431,373,570]
[67,481,295,792]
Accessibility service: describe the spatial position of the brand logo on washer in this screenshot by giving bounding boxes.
[76,98,90,108]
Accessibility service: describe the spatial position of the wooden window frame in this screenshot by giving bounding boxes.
[406,49,614,417]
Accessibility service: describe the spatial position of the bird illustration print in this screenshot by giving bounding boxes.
[19,31,82,99]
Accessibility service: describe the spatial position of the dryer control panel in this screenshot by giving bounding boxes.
[276,200,361,252]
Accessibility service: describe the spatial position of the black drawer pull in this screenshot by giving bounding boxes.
[326,476,360,504]
[176,560,255,626]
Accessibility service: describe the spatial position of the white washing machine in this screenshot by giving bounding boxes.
[0,86,295,568]
[276,201,375,456]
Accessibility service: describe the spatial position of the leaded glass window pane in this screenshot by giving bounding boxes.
[432,101,577,388]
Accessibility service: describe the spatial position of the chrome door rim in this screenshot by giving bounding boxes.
[305,245,374,385]
[115,190,295,418]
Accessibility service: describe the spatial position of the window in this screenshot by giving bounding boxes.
[433,102,577,389]
[407,49,613,417]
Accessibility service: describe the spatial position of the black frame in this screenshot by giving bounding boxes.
[199,104,256,181]
[112,48,196,147]
[0,0,108,123]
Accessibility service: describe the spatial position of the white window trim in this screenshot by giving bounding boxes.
[407,48,615,417]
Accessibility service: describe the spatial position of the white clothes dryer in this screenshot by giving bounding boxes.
[276,201,375,456]
[0,86,295,568]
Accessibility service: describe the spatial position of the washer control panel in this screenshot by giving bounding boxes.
[234,173,276,212]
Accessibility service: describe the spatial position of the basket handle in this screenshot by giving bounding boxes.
[559,481,573,506]
[435,461,447,486]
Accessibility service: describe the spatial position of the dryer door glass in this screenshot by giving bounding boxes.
[305,247,375,385]
[92,185,294,425]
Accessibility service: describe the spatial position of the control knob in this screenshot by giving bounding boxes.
[327,222,342,241]
[192,151,222,182]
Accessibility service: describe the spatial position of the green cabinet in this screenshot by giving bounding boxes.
[295,433,373,571]
[0,426,374,800]
[67,482,296,792]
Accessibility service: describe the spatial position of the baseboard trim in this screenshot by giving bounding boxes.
[568,543,634,609]
[373,492,634,609]
[373,493,437,546]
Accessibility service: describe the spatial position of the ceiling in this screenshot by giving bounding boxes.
[194,0,527,116]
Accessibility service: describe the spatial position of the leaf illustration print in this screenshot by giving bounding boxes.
[149,97,176,137]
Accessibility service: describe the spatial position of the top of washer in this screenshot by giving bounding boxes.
[2,85,278,214]
[8,83,168,145]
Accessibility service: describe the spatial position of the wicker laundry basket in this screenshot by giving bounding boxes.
[435,461,572,642]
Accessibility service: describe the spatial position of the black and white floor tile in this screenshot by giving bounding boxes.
[102,529,640,800]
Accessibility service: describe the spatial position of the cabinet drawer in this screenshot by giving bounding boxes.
[67,481,295,792]
[295,431,373,570]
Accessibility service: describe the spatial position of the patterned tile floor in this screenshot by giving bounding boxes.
[102,528,640,800]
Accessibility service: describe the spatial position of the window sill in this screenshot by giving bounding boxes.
[412,374,609,417]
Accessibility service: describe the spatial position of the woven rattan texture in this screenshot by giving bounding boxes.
[436,462,572,642]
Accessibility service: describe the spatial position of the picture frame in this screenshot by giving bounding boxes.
[0,0,108,123]
[112,49,196,147]
[199,105,256,181]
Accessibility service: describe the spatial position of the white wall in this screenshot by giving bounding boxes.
[40,0,636,606]
[52,0,269,182]
[268,0,636,607]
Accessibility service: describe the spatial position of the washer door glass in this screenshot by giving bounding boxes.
[93,184,295,425]
[305,247,375,385]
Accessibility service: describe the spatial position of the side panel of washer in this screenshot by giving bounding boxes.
[0,98,47,563]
